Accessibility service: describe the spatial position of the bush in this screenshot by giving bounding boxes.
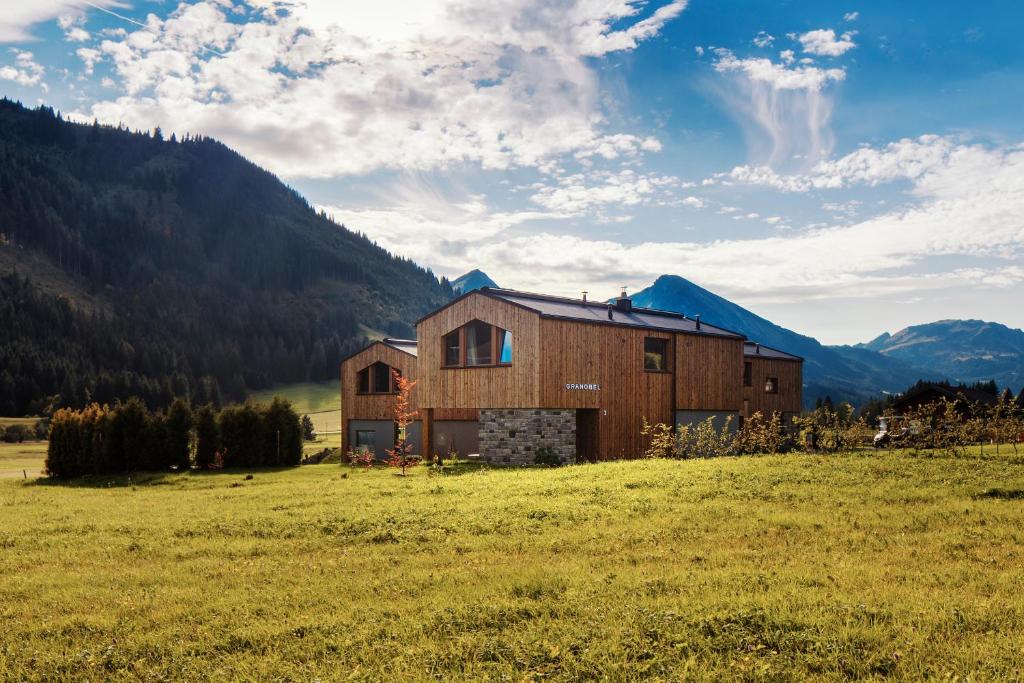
[44,397,302,478]
[534,447,564,467]
[194,404,220,470]
[2,424,30,443]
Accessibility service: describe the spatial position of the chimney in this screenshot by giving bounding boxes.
[614,286,632,313]
[694,314,701,331]
[607,303,614,320]
[581,291,588,304]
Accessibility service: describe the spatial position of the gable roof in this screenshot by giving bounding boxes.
[417,287,745,339]
[892,383,999,410]
[382,338,418,357]
[340,338,418,365]
[744,341,803,361]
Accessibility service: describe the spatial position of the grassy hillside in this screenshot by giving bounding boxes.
[3,454,1023,679]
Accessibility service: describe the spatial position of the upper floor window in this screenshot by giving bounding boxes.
[443,320,513,367]
[765,377,779,394]
[743,361,752,387]
[357,361,400,394]
[644,337,668,371]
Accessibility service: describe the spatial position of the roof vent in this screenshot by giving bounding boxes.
[614,286,632,313]
[694,314,701,331]
[581,291,588,304]
[755,343,761,355]
[607,303,614,320]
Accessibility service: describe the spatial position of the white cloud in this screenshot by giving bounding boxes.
[798,28,857,57]
[716,135,963,192]
[339,138,1024,307]
[0,50,46,88]
[0,1,122,43]
[843,11,859,22]
[529,169,684,213]
[712,48,845,166]
[75,0,685,178]
[753,31,774,48]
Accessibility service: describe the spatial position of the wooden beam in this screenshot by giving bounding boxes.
[421,408,434,463]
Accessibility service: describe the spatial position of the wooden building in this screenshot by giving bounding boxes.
[340,288,803,463]
[339,338,419,458]
[741,341,803,427]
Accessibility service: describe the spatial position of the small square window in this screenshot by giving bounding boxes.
[355,430,375,451]
[743,361,752,387]
[644,337,667,371]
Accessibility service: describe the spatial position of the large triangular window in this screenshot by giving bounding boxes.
[443,320,512,367]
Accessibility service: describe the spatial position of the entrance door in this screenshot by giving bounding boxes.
[576,409,599,463]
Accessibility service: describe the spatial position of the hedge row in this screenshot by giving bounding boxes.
[46,397,302,478]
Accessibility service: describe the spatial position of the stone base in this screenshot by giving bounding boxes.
[478,409,576,466]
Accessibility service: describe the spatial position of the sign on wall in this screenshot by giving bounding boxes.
[565,383,601,391]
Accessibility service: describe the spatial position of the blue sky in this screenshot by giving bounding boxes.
[3,0,1023,344]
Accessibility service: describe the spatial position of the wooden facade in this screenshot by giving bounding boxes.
[339,341,418,447]
[341,289,803,462]
[741,355,803,419]
[417,294,541,409]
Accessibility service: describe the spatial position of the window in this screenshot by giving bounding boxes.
[356,361,397,394]
[355,430,375,452]
[465,320,492,366]
[644,337,668,371]
[765,377,779,394]
[444,330,461,367]
[442,320,512,367]
[743,361,752,387]
[497,329,513,364]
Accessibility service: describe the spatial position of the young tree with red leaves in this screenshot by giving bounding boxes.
[385,370,420,475]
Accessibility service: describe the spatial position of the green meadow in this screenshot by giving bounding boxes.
[2,452,1023,681]
[251,382,341,438]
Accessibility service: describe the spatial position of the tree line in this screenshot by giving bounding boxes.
[45,397,303,478]
[0,98,453,417]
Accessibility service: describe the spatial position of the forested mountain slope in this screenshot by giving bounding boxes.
[0,99,453,415]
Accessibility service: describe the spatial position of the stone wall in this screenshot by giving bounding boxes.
[478,409,576,465]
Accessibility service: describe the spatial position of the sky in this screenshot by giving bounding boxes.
[3,0,1024,344]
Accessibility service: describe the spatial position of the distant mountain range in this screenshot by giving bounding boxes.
[857,320,1024,392]
[459,271,1024,406]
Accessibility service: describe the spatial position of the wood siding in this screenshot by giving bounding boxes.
[539,319,673,460]
[416,293,541,409]
[741,356,803,417]
[675,335,744,411]
[340,343,418,446]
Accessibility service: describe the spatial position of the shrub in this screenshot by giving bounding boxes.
[194,404,220,469]
[44,397,302,478]
[534,447,564,467]
[165,398,194,470]
[2,424,29,443]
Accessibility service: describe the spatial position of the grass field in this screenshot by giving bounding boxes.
[2,452,1024,680]
[250,381,341,436]
[0,440,47,478]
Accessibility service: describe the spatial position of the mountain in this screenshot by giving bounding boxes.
[0,99,453,416]
[452,269,499,293]
[857,320,1024,390]
[630,275,935,406]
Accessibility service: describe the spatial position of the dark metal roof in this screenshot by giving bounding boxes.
[383,338,418,357]
[482,288,745,339]
[744,341,803,361]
